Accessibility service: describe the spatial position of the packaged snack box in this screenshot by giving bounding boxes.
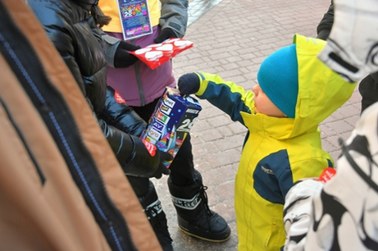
[141,87,202,168]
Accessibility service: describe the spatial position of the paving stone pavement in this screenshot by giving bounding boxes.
[152,0,362,250]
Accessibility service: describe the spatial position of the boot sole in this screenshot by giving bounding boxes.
[178,225,231,243]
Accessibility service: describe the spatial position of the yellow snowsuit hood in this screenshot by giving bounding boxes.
[248,34,356,140]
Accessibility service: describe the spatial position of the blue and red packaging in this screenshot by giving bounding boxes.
[141,87,202,168]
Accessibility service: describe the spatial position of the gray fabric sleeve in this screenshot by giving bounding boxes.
[159,0,189,37]
[102,34,121,67]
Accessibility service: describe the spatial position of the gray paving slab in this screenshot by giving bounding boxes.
[188,0,224,26]
[153,0,362,250]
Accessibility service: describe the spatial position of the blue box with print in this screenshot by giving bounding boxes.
[141,87,202,167]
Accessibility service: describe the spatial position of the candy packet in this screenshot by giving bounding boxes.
[130,38,193,69]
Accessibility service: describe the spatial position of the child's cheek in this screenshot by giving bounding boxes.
[254,99,260,113]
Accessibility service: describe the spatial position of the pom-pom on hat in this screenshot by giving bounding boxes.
[257,44,298,118]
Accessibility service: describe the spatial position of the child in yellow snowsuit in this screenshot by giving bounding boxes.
[177,34,357,251]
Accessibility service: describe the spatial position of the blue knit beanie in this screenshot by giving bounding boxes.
[257,44,298,118]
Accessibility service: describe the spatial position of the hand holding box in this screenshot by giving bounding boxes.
[140,87,202,168]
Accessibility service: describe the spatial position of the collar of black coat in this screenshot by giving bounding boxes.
[72,0,98,11]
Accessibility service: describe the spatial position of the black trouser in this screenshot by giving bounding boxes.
[129,98,196,197]
[359,72,378,113]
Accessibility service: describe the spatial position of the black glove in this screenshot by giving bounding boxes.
[114,41,141,68]
[154,28,177,43]
[154,150,172,179]
[177,73,201,96]
[123,135,172,179]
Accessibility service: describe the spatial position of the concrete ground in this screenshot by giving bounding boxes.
[153,0,362,250]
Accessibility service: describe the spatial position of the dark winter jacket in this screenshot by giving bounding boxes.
[316,2,334,40]
[27,0,147,168]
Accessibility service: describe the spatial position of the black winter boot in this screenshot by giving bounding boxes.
[139,182,173,251]
[167,171,231,242]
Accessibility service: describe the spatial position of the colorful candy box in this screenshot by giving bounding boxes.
[141,87,202,168]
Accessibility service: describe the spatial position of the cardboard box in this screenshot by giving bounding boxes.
[141,87,202,168]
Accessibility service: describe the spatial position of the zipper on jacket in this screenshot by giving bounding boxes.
[134,63,146,106]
